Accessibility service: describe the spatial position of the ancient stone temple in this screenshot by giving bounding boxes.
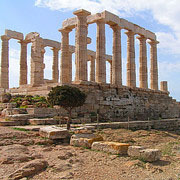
[0,9,180,120]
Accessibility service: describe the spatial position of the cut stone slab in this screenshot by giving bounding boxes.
[29,118,59,125]
[92,141,130,155]
[5,114,33,121]
[70,133,103,148]
[128,146,145,158]
[39,126,69,140]
[139,149,161,162]
[72,125,95,134]
[0,120,19,126]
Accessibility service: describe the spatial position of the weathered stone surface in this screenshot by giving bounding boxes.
[92,141,130,155]
[29,118,58,125]
[128,146,145,158]
[5,29,24,40]
[70,133,103,148]
[6,159,48,180]
[39,126,69,139]
[139,149,161,162]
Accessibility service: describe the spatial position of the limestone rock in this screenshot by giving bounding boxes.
[0,93,11,103]
[39,126,69,140]
[92,141,130,155]
[139,149,161,162]
[128,146,145,158]
[70,133,103,148]
[7,159,48,180]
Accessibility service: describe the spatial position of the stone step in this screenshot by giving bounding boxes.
[0,120,20,126]
[29,118,59,125]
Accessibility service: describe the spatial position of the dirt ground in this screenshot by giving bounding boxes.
[0,126,180,180]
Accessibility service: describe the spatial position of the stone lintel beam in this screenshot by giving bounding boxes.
[136,35,148,89]
[5,29,24,40]
[43,39,61,49]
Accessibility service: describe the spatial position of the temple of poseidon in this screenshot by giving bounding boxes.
[0,9,180,121]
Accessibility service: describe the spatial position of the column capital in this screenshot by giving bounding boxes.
[18,40,29,45]
[96,19,106,25]
[59,28,72,33]
[148,39,159,45]
[1,35,10,41]
[125,30,135,37]
[51,47,60,51]
[110,24,122,31]
[136,35,147,41]
[73,9,91,16]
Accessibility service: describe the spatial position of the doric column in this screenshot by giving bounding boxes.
[19,40,28,86]
[73,9,91,82]
[137,35,148,89]
[68,50,73,83]
[96,20,106,83]
[90,56,95,82]
[52,47,59,83]
[30,37,44,86]
[59,28,71,84]
[111,24,122,86]
[148,40,159,90]
[160,81,168,92]
[110,61,112,84]
[125,30,136,88]
[0,35,10,89]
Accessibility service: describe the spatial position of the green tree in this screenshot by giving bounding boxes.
[47,85,87,130]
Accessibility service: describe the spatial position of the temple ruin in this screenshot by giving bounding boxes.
[0,9,179,121]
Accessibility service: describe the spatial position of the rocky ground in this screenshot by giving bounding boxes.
[0,126,180,180]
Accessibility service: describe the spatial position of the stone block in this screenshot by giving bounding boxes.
[39,126,69,140]
[139,149,161,162]
[5,29,24,40]
[70,133,103,148]
[29,118,58,125]
[92,141,130,155]
[128,146,145,158]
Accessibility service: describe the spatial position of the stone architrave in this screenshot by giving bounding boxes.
[19,40,28,86]
[111,24,122,86]
[52,47,59,83]
[137,35,148,89]
[30,36,44,86]
[125,30,136,88]
[96,20,106,83]
[148,40,159,90]
[73,9,91,82]
[0,35,10,89]
[59,28,71,84]
[90,56,95,82]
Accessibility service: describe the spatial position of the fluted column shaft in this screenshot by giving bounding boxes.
[90,56,95,82]
[125,31,136,87]
[111,25,122,85]
[59,29,71,84]
[68,51,73,83]
[160,81,168,92]
[110,61,112,84]
[137,36,148,89]
[19,40,28,86]
[52,47,59,83]
[74,10,90,82]
[149,40,159,90]
[0,35,10,89]
[96,20,106,83]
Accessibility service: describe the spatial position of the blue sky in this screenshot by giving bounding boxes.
[0,0,180,101]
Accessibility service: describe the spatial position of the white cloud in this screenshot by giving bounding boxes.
[35,0,180,55]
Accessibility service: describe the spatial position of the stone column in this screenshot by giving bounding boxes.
[52,47,59,83]
[96,20,106,83]
[19,40,28,86]
[90,56,95,82]
[125,30,136,88]
[137,35,148,89]
[59,28,71,84]
[68,50,73,83]
[110,61,112,84]
[0,35,10,89]
[30,37,44,86]
[111,24,122,86]
[160,81,168,92]
[73,9,91,82]
[148,40,159,90]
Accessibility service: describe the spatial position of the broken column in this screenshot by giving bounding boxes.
[148,40,159,90]
[73,9,91,82]
[96,19,106,83]
[160,81,168,92]
[111,24,122,86]
[19,40,28,86]
[0,35,10,89]
[137,35,148,89]
[59,28,71,84]
[125,30,136,88]
[90,56,95,82]
[52,47,59,83]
